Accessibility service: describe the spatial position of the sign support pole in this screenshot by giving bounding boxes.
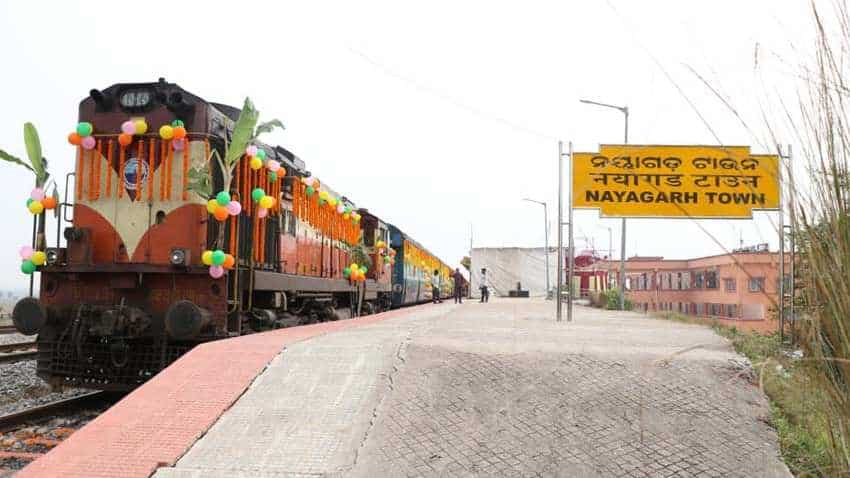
[557,141,564,321]
[567,141,574,322]
[778,144,786,343]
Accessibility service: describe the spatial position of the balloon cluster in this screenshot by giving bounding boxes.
[201,249,235,278]
[343,263,368,282]
[67,122,97,150]
[158,120,188,151]
[26,187,56,215]
[19,246,46,275]
[246,145,285,182]
[206,191,242,222]
[251,187,276,218]
[301,176,361,224]
[117,118,149,147]
[375,241,396,266]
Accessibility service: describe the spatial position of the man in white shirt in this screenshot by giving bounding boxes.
[432,270,442,303]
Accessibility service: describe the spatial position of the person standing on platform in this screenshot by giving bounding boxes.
[432,269,442,304]
[480,269,490,303]
[452,268,464,304]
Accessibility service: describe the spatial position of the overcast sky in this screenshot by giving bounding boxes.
[0,1,818,291]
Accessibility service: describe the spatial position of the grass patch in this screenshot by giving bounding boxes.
[656,312,834,476]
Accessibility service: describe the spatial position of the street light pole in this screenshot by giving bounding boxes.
[580,98,629,310]
[523,198,550,296]
[597,224,613,288]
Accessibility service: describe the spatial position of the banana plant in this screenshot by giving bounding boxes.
[0,123,54,252]
[185,98,284,249]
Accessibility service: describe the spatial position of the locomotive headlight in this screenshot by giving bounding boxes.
[46,248,59,265]
[169,248,189,266]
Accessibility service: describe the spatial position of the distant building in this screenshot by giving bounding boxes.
[599,246,788,332]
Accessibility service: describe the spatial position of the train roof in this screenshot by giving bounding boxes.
[386,222,453,270]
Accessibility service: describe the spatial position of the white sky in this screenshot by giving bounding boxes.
[0,0,819,291]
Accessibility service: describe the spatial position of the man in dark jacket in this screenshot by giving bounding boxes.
[452,268,464,304]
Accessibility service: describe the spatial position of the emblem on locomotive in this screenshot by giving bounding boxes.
[122,157,149,191]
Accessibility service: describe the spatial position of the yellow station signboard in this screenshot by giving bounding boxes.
[572,145,780,219]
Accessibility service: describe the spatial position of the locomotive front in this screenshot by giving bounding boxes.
[11,80,231,390]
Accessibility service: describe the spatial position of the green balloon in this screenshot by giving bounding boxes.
[269,171,278,182]
[343,267,351,278]
[21,260,36,274]
[319,199,326,206]
[344,206,352,214]
[211,249,226,266]
[26,198,33,207]
[76,122,93,137]
[384,256,391,263]
[256,149,266,159]
[360,265,368,274]
[215,191,231,206]
[252,188,265,203]
[171,119,185,128]
[306,186,315,196]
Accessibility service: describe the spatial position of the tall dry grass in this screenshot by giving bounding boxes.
[792,2,850,473]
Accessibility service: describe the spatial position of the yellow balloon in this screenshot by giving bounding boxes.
[28,200,44,214]
[350,263,359,271]
[134,119,148,135]
[202,250,213,266]
[319,191,329,200]
[159,125,174,140]
[259,195,274,209]
[206,199,218,214]
[250,157,263,170]
[31,251,46,266]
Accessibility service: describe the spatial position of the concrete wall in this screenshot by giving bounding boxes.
[470,247,561,297]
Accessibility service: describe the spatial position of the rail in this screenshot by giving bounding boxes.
[0,391,122,433]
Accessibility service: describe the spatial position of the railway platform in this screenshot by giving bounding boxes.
[18,299,790,477]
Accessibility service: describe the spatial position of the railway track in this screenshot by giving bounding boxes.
[0,391,120,433]
[0,341,37,365]
[0,325,17,335]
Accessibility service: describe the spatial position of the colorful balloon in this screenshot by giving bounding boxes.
[76,122,93,137]
[119,133,133,147]
[42,196,57,210]
[343,267,351,278]
[267,160,280,172]
[207,199,219,214]
[19,246,33,260]
[213,206,229,222]
[343,213,350,220]
[209,265,224,279]
[28,201,44,214]
[257,207,268,218]
[121,121,136,135]
[202,250,213,266]
[252,188,265,203]
[172,138,185,151]
[337,204,345,214]
[30,188,44,201]
[306,186,315,196]
[259,196,274,209]
[21,260,36,275]
[268,171,278,182]
[303,177,315,186]
[319,191,329,200]
[250,157,263,170]
[171,119,185,128]
[68,132,82,146]
[211,249,226,266]
[172,126,187,140]
[350,263,359,271]
[134,119,148,135]
[223,254,235,270]
[31,251,46,266]
[226,200,242,216]
[215,191,231,206]
[81,136,96,150]
[159,125,174,140]
[256,149,266,159]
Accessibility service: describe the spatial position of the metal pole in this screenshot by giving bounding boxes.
[567,141,575,322]
[469,223,473,299]
[543,203,550,295]
[618,108,629,310]
[557,141,564,321]
[778,144,785,343]
[788,144,796,343]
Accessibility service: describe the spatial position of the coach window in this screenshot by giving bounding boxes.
[748,277,765,292]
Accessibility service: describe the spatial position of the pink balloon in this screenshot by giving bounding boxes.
[81,136,96,150]
[172,138,185,151]
[209,265,224,279]
[267,160,280,172]
[30,188,44,201]
[257,207,268,218]
[19,246,33,260]
[121,121,136,135]
[226,200,242,215]
[336,204,345,214]
[246,145,258,156]
[303,177,315,186]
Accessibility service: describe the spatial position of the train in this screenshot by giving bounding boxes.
[11,79,455,391]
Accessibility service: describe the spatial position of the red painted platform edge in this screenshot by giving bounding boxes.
[17,302,439,478]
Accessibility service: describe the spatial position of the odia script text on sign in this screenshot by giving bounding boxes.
[572,145,780,218]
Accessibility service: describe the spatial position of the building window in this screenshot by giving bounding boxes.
[705,270,718,289]
[724,278,736,292]
[710,303,721,316]
[726,304,737,318]
[694,272,704,289]
[748,277,765,292]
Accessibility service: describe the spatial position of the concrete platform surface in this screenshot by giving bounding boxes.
[18,299,791,477]
[149,299,789,478]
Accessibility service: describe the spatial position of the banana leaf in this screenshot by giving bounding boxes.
[23,123,47,186]
[224,98,259,170]
[0,149,34,173]
[255,119,285,137]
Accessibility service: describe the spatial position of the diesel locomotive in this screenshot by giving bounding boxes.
[11,79,453,391]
